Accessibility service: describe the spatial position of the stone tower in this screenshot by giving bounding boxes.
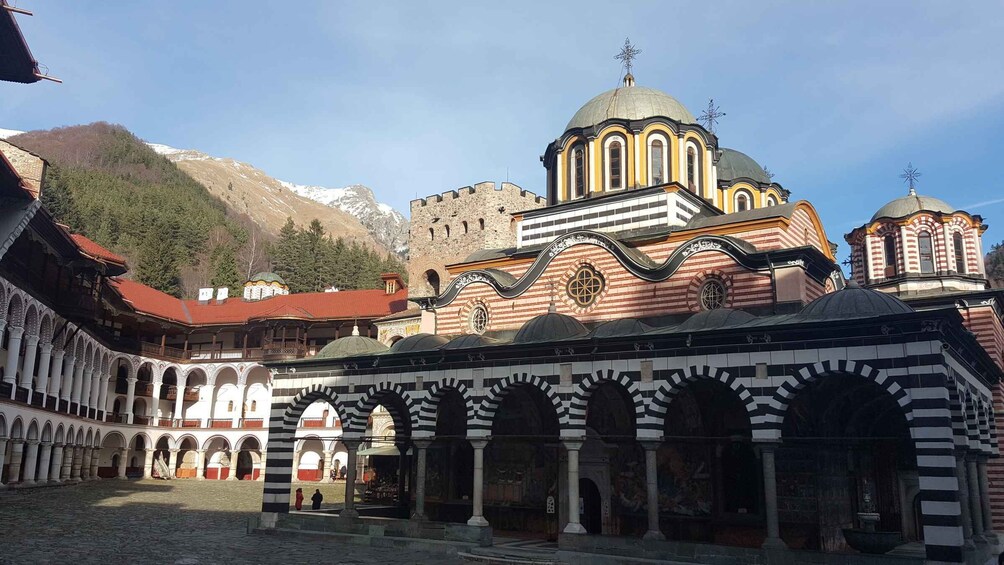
[408,181,545,298]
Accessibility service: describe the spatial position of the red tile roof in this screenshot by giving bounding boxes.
[69,233,127,265]
[109,277,408,326]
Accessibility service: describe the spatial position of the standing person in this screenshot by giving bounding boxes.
[311,488,324,510]
[340,464,347,480]
[294,487,304,511]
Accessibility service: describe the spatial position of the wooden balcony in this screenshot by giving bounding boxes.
[261,343,307,362]
[241,418,264,428]
[210,419,233,429]
[163,387,200,402]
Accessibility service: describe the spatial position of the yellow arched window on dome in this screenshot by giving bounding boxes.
[918,232,935,274]
[648,133,670,186]
[686,142,701,194]
[606,139,623,190]
[953,231,966,274]
[735,191,752,212]
[570,144,587,199]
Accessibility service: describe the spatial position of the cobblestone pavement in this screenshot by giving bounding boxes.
[0,480,463,565]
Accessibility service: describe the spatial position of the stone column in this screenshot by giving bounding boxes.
[2,326,23,385]
[195,449,206,480]
[21,440,39,485]
[396,441,409,506]
[968,457,985,538]
[70,447,83,481]
[227,450,239,480]
[641,440,664,540]
[956,454,975,546]
[70,362,86,408]
[35,344,52,396]
[320,450,333,483]
[60,445,73,481]
[49,443,64,482]
[150,380,163,422]
[18,335,39,390]
[761,443,787,549]
[7,440,24,483]
[90,448,100,479]
[256,451,266,481]
[37,441,52,485]
[0,437,7,486]
[202,384,216,427]
[47,349,64,398]
[143,448,154,479]
[97,376,111,419]
[89,367,102,412]
[117,448,128,479]
[467,438,489,527]
[60,355,75,403]
[232,383,246,427]
[562,439,586,534]
[172,374,187,423]
[168,449,179,479]
[291,450,301,482]
[978,457,996,537]
[340,440,360,518]
[80,447,92,480]
[125,377,137,424]
[412,439,431,520]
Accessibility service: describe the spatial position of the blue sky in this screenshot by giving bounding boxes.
[4,1,1004,261]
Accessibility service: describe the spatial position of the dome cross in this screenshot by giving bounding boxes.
[614,37,642,77]
[900,162,922,196]
[699,98,726,134]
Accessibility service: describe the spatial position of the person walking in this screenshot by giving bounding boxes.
[311,489,323,510]
[294,487,304,511]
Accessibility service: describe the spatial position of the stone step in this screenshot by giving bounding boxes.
[459,550,564,565]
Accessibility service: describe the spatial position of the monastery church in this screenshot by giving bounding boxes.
[1,24,1003,565]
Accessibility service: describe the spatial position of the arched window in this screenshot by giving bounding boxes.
[428,228,434,241]
[571,145,586,199]
[445,225,451,238]
[686,143,701,194]
[918,232,935,274]
[478,218,485,230]
[251,400,257,412]
[735,191,752,212]
[462,221,468,234]
[953,232,966,273]
[227,400,234,413]
[424,269,441,296]
[766,195,778,207]
[605,137,624,191]
[648,134,669,186]
[884,235,898,277]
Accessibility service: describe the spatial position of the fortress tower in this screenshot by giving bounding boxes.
[407,181,544,298]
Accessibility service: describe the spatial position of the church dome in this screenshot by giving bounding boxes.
[566,85,696,131]
[870,193,956,222]
[717,148,771,184]
[389,333,450,354]
[589,318,651,338]
[441,334,501,350]
[247,271,286,285]
[513,312,589,344]
[799,284,913,320]
[315,334,388,360]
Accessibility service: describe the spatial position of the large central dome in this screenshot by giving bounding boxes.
[566,84,696,131]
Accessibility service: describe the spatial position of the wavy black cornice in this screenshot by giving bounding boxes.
[433,230,837,308]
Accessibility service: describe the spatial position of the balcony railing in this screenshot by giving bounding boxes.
[163,387,200,402]
[261,343,307,361]
[210,419,233,429]
[241,418,264,428]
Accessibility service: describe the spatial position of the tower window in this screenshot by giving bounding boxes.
[650,139,664,185]
[462,221,468,234]
[445,225,451,238]
[735,191,751,212]
[428,228,434,241]
[607,139,623,190]
[686,144,701,194]
[573,146,586,199]
[953,232,966,274]
[478,218,485,230]
[918,232,935,274]
[884,235,898,277]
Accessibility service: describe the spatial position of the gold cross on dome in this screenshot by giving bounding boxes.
[615,38,642,76]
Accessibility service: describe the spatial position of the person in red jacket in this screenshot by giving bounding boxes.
[294,488,304,511]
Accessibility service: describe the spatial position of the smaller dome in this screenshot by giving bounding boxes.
[677,308,756,332]
[870,193,956,222]
[247,271,286,285]
[590,319,651,339]
[717,148,771,184]
[389,333,450,354]
[441,334,502,350]
[512,312,589,344]
[315,335,388,360]
[799,286,913,320]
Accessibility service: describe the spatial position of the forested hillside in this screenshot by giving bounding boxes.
[987,241,1004,287]
[10,123,405,298]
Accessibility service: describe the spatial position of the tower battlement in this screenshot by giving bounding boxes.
[411,181,544,209]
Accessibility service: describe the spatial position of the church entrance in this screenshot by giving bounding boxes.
[580,478,602,534]
[425,389,474,523]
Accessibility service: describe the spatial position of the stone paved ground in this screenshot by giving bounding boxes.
[0,479,463,565]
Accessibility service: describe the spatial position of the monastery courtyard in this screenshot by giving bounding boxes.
[0,481,462,565]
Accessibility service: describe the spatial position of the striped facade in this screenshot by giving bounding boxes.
[261,329,996,563]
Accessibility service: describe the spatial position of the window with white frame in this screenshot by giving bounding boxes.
[686,142,701,194]
[648,133,669,186]
[571,145,586,199]
[766,195,778,206]
[918,232,935,274]
[953,231,966,274]
[734,190,753,212]
[604,135,626,191]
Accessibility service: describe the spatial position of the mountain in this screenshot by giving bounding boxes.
[284,183,409,255]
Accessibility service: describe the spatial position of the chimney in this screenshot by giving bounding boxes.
[197,288,213,304]
[215,287,229,303]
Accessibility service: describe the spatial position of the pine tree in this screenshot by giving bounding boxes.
[987,242,1004,287]
[136,222,182,297]
[210,245,242,297]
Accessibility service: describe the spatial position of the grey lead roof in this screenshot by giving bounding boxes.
[684,202,799,230]
[565,86,696,131]
[717,148,771,184]
[870,193,956,222]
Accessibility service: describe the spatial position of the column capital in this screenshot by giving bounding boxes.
[7,326,24,339]
[39,342,53,353]
[127,377,138,383]
[639,438,663,451]
[40,440,52,447]
[26,439,40,446]
[467,437,490,449]
[412,439,433,450]
[169,448,180,454]
[24,334,39,346]
[561,438,585,451]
